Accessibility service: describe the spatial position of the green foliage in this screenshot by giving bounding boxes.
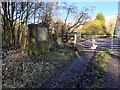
[80,20,106,35]
[91,51,111,87]
[41,47,75,61]
[95,12,105,26]
[79,12,107,35]
[81,50,112,88]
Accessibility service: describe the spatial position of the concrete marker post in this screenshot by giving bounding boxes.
[73,32,78,47]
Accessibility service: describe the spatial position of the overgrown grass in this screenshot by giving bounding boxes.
[81,50,112,88]
[88,51,112,88]
[2,46,77,88]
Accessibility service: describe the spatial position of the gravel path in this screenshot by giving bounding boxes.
[42,51,95,88]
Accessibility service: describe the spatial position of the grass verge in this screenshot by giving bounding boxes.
[80,51,112,88]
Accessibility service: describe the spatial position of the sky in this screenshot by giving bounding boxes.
[74,2,118,17]
[56,2,118,22]
[56,2,118,23]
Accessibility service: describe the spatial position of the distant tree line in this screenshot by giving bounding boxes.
[0,2,94,50]
[79,12,112,36]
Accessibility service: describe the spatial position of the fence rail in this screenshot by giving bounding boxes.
[76,35,120,53]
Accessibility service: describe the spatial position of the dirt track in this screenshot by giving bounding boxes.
[42,51,119,88]
[42,51,95,88]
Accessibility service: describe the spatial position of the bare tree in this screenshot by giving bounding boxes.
[58,3,94,42]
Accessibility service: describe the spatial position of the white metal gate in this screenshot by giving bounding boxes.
[76,35,120,54]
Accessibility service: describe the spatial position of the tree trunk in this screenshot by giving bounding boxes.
[23,2,28,50]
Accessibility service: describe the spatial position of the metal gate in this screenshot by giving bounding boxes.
[76,35,120,54]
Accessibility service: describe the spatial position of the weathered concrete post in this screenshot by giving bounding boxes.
[28,23,49,56]
[73,32,77,47]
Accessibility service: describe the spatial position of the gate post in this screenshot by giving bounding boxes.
[73,32,78,47]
